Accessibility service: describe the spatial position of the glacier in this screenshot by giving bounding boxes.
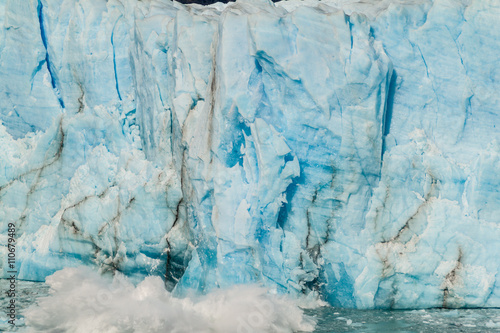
[0,0,499,310]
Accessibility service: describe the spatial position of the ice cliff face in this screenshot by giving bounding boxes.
[0,0,499,309]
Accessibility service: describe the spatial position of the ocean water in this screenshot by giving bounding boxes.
[1,276,500,332]
[303,307,500,333]
[0,280,49,331]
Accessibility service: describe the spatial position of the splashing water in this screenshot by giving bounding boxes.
[21,267,316,333]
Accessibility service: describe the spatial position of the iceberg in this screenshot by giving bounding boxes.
[0,0,499,310]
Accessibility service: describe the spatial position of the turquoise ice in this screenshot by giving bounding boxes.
[0,0,499,309]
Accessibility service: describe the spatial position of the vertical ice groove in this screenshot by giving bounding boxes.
[381,69,396,160]
[37,0,64,109]
[111,15,123,101]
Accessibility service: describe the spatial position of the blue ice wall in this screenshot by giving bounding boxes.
[0,0,499,309]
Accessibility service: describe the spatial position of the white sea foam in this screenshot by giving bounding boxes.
[23,267,316,333]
